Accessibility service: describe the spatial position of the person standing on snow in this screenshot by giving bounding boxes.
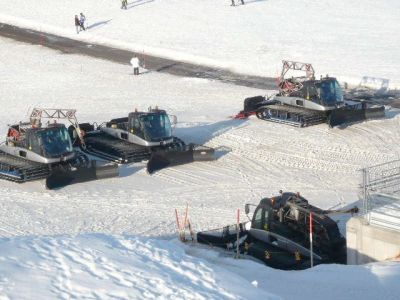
[79,13,86,31]
[130,56,140,75]
[231,0,244,6]
[121,0,128,9]
[74,15,81,34]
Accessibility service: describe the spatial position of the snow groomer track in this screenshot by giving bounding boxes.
[0,151,50,182]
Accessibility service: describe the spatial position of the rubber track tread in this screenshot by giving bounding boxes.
[0,151,50,182]
[83,132,186,164]
[256,104,327,127]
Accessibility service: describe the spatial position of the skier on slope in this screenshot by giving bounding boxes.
[79,13,86,31]
[231,0,244,6]
[121,0,128,9]
[130,56,140,75]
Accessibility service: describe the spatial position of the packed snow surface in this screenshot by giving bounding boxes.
[0,38,400,298]
[1,234,399,300]
[0,0,399,87]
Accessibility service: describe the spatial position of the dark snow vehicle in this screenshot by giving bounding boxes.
[71,107,215,174]
[197,192,358,270]
[236,60,385,127]
[0,108,118,189]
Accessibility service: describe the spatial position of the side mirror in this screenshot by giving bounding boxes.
[245,203,250,215]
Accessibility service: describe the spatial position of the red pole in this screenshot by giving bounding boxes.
[309,212,314,267]
[40,33,45,46]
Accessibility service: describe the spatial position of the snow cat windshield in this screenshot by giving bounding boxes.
[34,126,73,158]
[140,113,172,142]
[316,79,343,106]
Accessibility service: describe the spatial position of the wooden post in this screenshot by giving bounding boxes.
[183,204,188,230]
[182,204,189,242]
[175,209,181,240]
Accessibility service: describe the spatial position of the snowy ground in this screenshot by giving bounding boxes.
[0,37,400,298]
[1,234,399,300]
[0,0,399,87]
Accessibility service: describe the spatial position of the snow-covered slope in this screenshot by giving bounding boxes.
[1,234,399,300]
[0,234,277,299]
[0,0,399,87]
[1,37,400,298]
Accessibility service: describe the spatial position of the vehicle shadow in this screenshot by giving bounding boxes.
[174,118,248,159]
[118,118,248,176]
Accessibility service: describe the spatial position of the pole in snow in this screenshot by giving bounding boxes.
[182,203,189,242]
[175,208,181,240]
[309,212,314,268]
[39,32,45,47]
[142,50,146,69]
[236,208,240,258]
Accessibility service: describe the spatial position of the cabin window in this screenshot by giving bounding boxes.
[252,208,264,230]
[296,100,304,106]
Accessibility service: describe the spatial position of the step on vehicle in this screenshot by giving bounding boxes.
[235,60,385,127]
[70,107,215,174]
[197,192,358,270]
[0,108,118,189]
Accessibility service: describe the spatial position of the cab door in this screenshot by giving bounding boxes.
[128,113,144,139]
[252,207,265,230]
[250,206,275,244]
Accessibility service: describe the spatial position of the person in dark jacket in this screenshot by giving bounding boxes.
[74,15,80,34]
[79,13,86,31]
[121,0,128,9]
[231,0,244,5]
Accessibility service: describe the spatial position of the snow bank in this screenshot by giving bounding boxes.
[0,234,399,299]
[0,234,276,299]
[1,0,399,87]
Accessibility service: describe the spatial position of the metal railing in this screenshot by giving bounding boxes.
[361,159,400,231]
